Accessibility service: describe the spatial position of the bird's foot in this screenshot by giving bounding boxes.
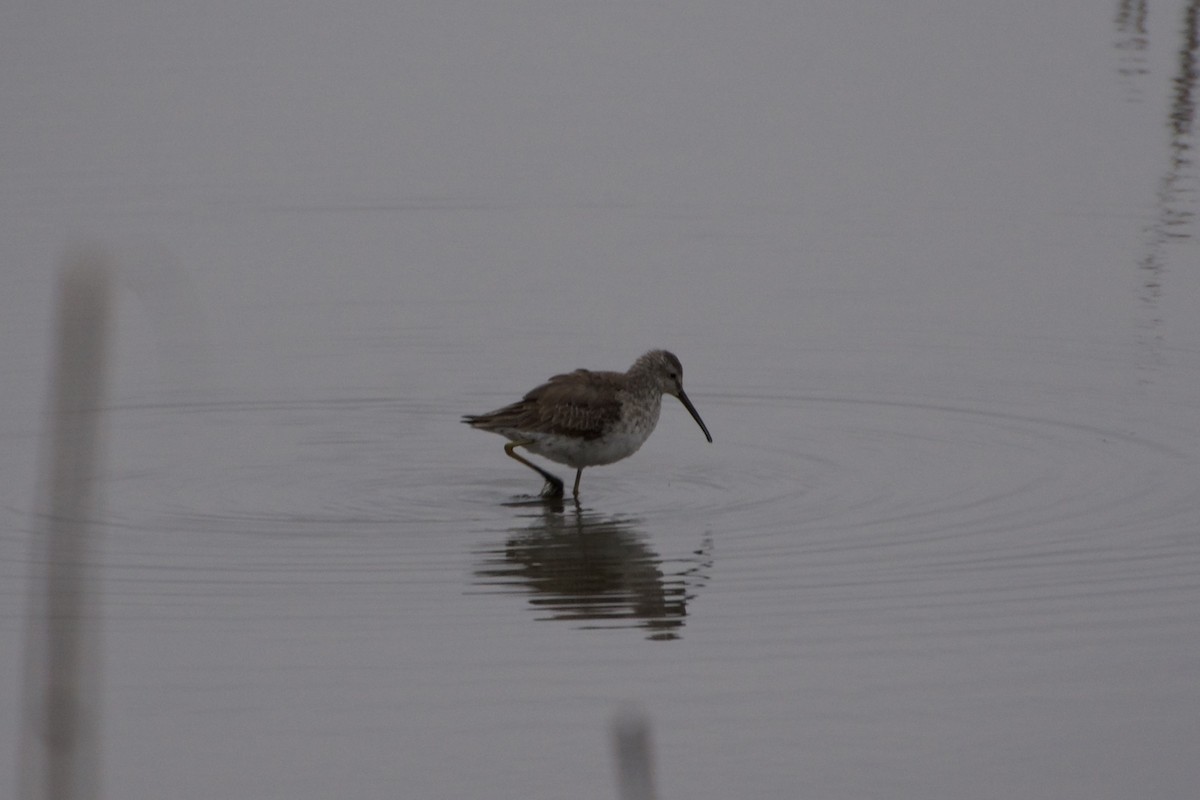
[540,477,565,498]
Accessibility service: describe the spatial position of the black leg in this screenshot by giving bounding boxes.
[503,441,564,498]
[572,468,583,498]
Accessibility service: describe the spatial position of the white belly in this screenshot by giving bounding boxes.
[525,429,652,469]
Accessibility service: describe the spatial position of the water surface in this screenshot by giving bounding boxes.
[2,2,1199,798]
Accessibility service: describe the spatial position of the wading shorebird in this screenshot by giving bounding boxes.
[463,350,712,498]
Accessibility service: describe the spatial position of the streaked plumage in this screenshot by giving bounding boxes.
[463,350,712,497]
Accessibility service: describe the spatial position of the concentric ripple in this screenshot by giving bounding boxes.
[609,378,1200,628]
[632,391,1192,535]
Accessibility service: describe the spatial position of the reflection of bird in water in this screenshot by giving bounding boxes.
[463,350,711,498]
[474,509,712,641]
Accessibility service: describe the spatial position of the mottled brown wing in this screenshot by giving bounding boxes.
[521,369,624,439]
[464,369,625,439]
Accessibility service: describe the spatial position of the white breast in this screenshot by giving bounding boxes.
[526,395,662,469]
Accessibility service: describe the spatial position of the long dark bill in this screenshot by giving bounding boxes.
[676,389,713,443]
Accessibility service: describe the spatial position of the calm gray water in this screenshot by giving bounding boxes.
[2,2,1199,798]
